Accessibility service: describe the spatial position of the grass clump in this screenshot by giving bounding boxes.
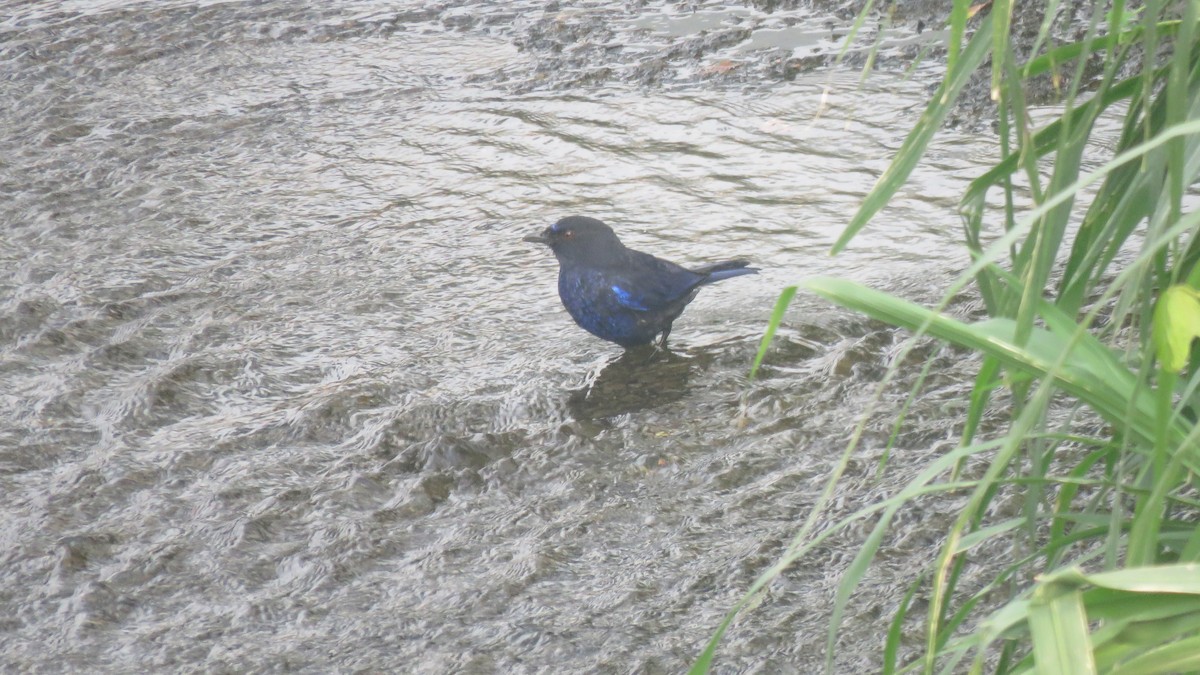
[702,0,1200,672]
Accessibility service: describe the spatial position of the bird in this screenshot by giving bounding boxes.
[524,216,758,348]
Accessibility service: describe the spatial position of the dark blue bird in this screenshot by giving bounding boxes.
[524,216,758,348]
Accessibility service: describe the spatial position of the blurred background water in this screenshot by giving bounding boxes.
[2,1,1019,671]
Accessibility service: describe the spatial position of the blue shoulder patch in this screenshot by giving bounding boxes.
[611,284,650,311]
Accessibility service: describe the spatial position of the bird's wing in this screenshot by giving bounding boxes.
[609,284,652,311]
[608,254,704,312]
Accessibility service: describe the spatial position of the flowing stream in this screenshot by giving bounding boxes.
[3,1,1028,671]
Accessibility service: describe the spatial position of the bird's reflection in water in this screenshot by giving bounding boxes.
[568,346,711,419]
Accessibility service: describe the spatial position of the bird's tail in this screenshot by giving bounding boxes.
[692,260,759,284]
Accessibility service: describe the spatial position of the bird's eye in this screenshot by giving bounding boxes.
[562,230,574,239]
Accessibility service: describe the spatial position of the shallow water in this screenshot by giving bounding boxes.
[4,1,1014,672]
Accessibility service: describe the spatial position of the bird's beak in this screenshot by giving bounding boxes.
[523,228,550,245]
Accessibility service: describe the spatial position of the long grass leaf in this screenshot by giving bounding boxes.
[1028,582,1097,675]
[1107,634,1200,675]
[832,13,993,254]
[1019,21,1182,78]
[748,286,798,382]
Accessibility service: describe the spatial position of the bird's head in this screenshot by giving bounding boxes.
[523,216,625,263]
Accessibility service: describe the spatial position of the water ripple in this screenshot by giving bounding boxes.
[0,1,1040,672]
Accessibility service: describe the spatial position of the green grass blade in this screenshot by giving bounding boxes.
[748,286,798,382]
[1019,21,1181,78]
[990,0,1013,101]
[832,13,993,254]
[1084,563,1200,592]
[1028,580,1097,675]
[1108,634,1200,675]
[883,574,926,675]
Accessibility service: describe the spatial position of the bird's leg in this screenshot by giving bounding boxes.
[627,343,659,365]
[657,325,673,350]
